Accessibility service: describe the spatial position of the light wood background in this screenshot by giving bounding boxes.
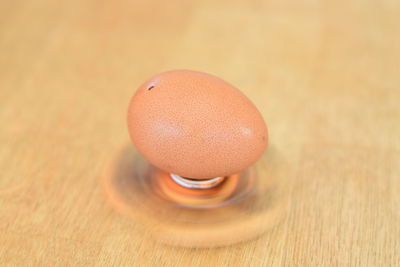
[1,0,399,266]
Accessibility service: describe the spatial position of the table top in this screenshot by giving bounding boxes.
[1,0,399,266]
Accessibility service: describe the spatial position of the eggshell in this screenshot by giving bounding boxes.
[127,70,268,179]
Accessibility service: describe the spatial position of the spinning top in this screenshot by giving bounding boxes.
[103,70,287,247]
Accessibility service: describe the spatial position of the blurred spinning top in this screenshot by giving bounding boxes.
[127,70,268,185]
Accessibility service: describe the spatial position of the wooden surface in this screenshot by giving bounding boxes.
[1,0,399,266]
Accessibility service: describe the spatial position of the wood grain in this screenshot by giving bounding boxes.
[1,0,399,266]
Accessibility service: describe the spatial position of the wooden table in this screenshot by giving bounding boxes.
[1,0,399,266]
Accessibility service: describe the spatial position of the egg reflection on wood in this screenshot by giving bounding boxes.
[127,70,268,179]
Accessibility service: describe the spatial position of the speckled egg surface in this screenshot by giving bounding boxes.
[127,70,268,179]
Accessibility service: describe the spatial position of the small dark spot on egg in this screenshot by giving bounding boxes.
[147,85,155,91]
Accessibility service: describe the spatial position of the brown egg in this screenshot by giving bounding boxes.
[127,70,268,179]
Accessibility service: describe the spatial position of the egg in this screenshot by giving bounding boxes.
[127,70,268,179]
